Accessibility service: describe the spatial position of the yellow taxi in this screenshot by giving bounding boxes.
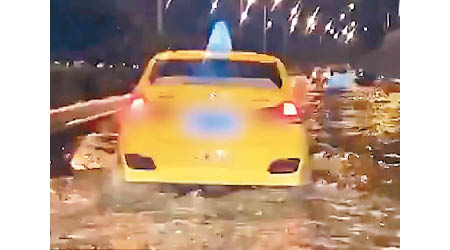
[113,49,311,187]
[111,21,310,188]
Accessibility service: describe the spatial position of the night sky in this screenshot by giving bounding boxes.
[50,0,399,65]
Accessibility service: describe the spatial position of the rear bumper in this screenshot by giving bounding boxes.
[121,156,311,186]
[118,123,310,186]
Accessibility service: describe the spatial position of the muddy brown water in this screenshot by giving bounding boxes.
[50,87,399,250]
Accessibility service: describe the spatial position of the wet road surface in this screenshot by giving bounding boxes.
[51,86,399,249]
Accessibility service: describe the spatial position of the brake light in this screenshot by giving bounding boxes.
[283,102,298,116]
[257,101,302,124]
[128,93,146,111]
[131,98,145,110]
[116,94,149,122]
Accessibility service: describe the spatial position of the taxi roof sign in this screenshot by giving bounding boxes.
[206,21,232,52]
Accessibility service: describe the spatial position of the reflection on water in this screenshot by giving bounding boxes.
[51,86,400,249]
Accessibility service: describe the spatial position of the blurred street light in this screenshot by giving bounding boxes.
[271,0,283,12]
[348,3,355,11]
[289,1,300,21]
[345,30,355,43]
[386,12,390,30]
[240,0,257,25]
[306,7,320,34]
[210,0,219,14]
[266,20,273,30]
[363,26,368,31]
[240,12,248,24]
[96,62,105,68]
[290,15,299,34]
[342,25,348,35]
[288,0,301,34]
[165,0,173,10]
[324,20,333,33]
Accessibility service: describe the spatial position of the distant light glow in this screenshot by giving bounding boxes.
[288,1,301,34]
[271,0,283,12]
[333,33,339,39]
[348,3,355,11]
[330,28,335,35]
[363,26,368,31]
[96,62,105,68]
[266,20,273,29]
[240,0,257,25]
[345,30,355,43]
[54,60,61,65]
[290,16,299,34]
[324,20,333,33]
[386,12,390,29]
[240,12,248,24]
[341,26,348,35]
[339,13,346,21]
[210,0,219,14]
[165,0,173,10]
[306,7,320,34]
[289,1,300,21]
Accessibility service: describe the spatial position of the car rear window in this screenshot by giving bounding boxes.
[149,59,282,88]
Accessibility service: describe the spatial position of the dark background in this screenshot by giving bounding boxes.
[51,0,399,66]
[50,0,400,108]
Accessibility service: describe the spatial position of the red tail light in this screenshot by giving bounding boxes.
[282,102,298,116]
[130,97,145,110]
[116,93,148,122]
[260,101,302,123]
[129,94,146,110]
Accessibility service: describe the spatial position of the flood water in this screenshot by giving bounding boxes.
[50,86,400,249]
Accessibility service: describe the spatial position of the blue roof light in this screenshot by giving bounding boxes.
[206,21,233,52]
